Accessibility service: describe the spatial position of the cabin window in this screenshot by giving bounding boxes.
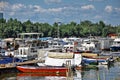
[58,43,61,45]
[53,43,57,45]
[20,49,22,55]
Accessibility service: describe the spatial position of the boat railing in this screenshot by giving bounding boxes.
[66,60,73,80]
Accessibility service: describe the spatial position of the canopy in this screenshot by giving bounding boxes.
[48,52,74,59]
[3,38,14,42]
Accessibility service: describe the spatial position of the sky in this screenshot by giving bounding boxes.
[0,0,120,26]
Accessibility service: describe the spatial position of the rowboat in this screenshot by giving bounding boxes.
[16,66,69,73]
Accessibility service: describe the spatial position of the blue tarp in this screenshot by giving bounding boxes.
[0,57,22,64]
[39,37,53,41]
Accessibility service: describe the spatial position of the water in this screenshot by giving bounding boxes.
[0,62,120,80]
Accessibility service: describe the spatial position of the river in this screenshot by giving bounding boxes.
[0,61,120,80]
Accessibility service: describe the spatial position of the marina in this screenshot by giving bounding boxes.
[0,0,120,79]
[0,34,120,80]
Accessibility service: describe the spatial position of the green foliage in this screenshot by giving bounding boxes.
[0,18,119,38]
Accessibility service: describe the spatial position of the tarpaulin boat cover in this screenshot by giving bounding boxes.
[47,52,74,59]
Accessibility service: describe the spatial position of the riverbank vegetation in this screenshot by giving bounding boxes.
[0,18,120,38]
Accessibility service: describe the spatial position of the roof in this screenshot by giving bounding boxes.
[3,38,14,42]
[3,38,22,42]
[19,33,43,35]
[108,33,118,37]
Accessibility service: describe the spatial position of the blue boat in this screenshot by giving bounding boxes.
[82,57,108,65]
[82,57,98,65]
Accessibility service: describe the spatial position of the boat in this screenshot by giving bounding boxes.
[16,66,69,73]
[110,38,120,51]
[81,53,98,58]
[4,46,38,61]
[82,57,98,65]
[37,51,82,70]
[17,70,82,80]
[0,56,22,68]
[0,56,22,64]
[75,38,101,53]
[63,41,76,52]
[82,57,108,65]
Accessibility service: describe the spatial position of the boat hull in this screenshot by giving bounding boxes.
[17,66,68,73]
[110,46,120,51]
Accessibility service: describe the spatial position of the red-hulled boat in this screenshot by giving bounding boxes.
[17,66,69,74]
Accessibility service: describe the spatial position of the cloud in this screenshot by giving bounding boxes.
[44,0,61,4]
[29,5,64,13]
[0,1,9,12]
[48,7,63,12]
[89,0,104,1]
[3,2,27,16]
[105,5,113,13]
[11,3,26,11]
[9,12,15,16]
[31,5,45,12]
[115,8,120,12]
[0,1,26,13]
[81,5,95,10]
[94,15,102,19]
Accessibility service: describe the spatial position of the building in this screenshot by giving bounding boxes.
[0,13,3,19]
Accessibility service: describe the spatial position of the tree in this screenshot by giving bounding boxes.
[23,20,33,32]
[0,18,117,38]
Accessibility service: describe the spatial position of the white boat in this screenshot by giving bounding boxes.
[110,38,120,51]
[37,51,82,68]
[5,46,38,61]
[78,38,100,53]
[63,41,75,52]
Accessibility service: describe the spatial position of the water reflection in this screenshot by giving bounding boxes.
[0,73,17,80]
[17,73,67,80]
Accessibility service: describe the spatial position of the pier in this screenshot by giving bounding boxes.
[0,59,44,69]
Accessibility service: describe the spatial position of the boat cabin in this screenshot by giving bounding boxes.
[14,47,37,61]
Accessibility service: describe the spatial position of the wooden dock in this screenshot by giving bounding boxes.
[0,59,44,69]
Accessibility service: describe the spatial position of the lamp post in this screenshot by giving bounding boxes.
[57,22,62,39]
